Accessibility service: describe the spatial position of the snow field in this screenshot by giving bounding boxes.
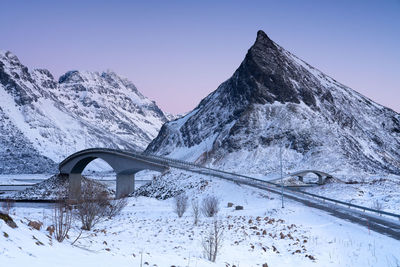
[1,175,399,267]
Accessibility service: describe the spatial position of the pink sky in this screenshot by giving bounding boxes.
[1,0,399,114]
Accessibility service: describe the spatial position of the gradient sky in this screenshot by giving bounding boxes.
[1,0,399,114]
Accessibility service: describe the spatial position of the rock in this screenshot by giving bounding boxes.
[28,220,43,230]
[47,225,55,235]
[0,212,17,228]
[227,202,234,207]
[235,205,244,210]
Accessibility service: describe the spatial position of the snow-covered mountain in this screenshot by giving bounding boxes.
[0,50,168,173]
[146,30,400,176]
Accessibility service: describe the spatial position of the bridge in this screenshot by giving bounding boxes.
[59,149,169,199]
[58,148,400,240]
[269,170,333,185]
[59,148,333,199]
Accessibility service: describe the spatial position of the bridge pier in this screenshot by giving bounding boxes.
[116,173,135,199]
[317,175,323,185]
[69,173,82,200]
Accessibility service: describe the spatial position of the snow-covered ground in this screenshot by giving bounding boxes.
[0,174,51,185]
[1,174,399,266]
[305,175,400,214]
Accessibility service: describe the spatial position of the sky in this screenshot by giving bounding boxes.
[0,0,399,114]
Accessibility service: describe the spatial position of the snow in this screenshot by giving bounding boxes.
[304,175,400,214]
[167,133,219,162]
[0,174,49,185]
[1,174,399,266]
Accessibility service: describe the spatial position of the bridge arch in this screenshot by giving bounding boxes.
[59,149,169,199]
[289,170,333,185]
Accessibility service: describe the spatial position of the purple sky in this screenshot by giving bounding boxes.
[1,0,399,114]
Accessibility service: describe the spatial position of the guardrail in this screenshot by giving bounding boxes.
[285,187,400,220]
[59,148,400,221]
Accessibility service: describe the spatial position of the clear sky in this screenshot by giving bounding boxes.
[1,0,399,114]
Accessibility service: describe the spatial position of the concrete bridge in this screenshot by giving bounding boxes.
[59,148,169,199]
[290,170,333,184]
[59,148,334,199]
[270,170,333,185]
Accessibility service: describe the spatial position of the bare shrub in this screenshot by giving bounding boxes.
[174,193,188,218]
[75,180,110,230]
[106,197,128,218]
[1,199,15,214]
[53,201,73,242]
[192,199,200,225]
[202,219,224,262]
[372,199,383,211]
[201,195,220,217]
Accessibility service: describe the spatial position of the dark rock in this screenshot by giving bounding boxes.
[0,212,17,228]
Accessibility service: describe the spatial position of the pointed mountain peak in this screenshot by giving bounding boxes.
[256,30,270,42]
[245,30,279,69]
[253,30,276,49]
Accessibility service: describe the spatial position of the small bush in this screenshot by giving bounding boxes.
[372,199,383,211]
[106,198,128,219]
[174,193,188,218]
[201,195,220,217]
[192,199,200,225]
[1,199,15,214]
[75,180,110,230]
[202,219,224,262]
[52,201,73,242]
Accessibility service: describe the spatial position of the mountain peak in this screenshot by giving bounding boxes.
[253,30,275,50]
[256,30,270,42]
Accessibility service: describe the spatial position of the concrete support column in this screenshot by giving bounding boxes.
[69,173,82,200]
[318,175,323,185]
[116,173,135,199]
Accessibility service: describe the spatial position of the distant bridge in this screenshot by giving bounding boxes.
[59,148,333,199]
[269,170,333,185]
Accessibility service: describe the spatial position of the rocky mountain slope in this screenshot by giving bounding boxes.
[146,30,400,176]
[0,51,167,173]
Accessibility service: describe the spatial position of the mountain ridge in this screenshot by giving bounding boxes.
[0,50,168,173]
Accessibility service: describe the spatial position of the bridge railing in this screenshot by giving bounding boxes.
[284,186,400,220]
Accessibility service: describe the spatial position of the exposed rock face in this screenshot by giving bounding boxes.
[146,30,400,176]
[0,51,168,173]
